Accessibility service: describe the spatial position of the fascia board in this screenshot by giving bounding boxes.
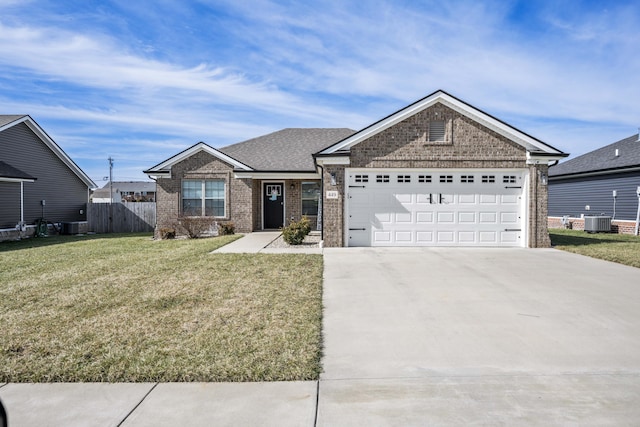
[18,117,98,189]
[526,152,570,165]
[314,156,351,166]
[549,165,640,180]
[0,177,36,183]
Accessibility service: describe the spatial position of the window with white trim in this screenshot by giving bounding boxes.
[182,179,225,217]
[301,182,320,216]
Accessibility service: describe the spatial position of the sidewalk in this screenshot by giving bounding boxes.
[211,231,322,254]
[0,381,317,427]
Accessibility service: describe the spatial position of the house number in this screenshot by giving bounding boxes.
[326,191,339,199]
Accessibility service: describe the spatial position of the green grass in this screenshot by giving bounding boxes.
[549,228,640,269]
[0,233,324,382]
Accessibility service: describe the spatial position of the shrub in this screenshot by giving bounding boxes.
[282,216,311,245]
[218,222,235,235]
[178,217,216,239]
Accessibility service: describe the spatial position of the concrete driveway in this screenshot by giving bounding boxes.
[318,247,640,426]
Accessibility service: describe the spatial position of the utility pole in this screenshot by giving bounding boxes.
[108,157,114,204]
[108,157,114,233]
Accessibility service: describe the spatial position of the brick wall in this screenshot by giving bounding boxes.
[155,150,253,237]
[322,103,551,248]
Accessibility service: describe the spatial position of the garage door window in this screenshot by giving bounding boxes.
[397,175,411,183]
[482,175,496,183]
[439,175,453,183]
[376,174,390,183]
[418,175,432,183]
[355,174,369,183]
[503,175,516,184]
[461,175,474,183]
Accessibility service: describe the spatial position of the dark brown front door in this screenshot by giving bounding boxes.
[264,183,284,229]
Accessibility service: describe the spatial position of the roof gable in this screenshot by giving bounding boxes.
[317,90,567,160]
[144,142,252,178]
[549,134,640,178]
[0,115,96,188]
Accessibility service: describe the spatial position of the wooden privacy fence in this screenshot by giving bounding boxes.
[88,202,156,233]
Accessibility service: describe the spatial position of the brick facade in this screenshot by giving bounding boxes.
[321,103,552,248]
[155,150,253,237]
[155,151,317,237]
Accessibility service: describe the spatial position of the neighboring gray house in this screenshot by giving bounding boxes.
[92,181,156,203]
[0,115,96,239]
[548,133,640,234]
[145,90,567,247]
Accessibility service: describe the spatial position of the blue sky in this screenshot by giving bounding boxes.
[1,0,639,185]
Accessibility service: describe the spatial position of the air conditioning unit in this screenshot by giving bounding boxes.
[584,216,611,233]
[62,222,81,235]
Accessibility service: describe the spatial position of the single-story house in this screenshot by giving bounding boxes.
[145,90,567,247]
[92,181,156,203]
[548,133,640,234]
[0,115,96,240]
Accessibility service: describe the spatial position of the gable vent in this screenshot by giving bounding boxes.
[429,121,445,142]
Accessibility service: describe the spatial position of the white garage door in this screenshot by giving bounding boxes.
[346,170,526,247]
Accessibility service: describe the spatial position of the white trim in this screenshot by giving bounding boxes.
[318,91,564,157]
[234,171,319,179]
[0,116,96,189]
[0,177,36,183]
[526,152,567,165]
[261,181,285,230]
[314,156,351,166]
[145,142,253,178]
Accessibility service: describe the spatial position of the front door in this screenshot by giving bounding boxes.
[264,183,284,229]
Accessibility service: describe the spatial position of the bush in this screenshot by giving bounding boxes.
[282,216,311,245]
[178,217,216,239]
[218,222,235,235]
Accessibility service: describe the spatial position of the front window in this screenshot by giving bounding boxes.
[182,179,225,217]
[301,182,320,216]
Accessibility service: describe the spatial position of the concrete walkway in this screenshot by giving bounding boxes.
[211,231,322,254]
[3,247,640,425]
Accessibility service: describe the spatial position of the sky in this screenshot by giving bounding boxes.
[1,0,639,185]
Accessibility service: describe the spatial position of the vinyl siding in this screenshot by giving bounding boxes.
[0,123,89,228]
[548,171,640,221]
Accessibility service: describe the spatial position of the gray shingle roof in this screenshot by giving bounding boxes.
[219,128,356,171]
[0,160,36,180]
[549,134,640,177]
[0,115,27,128]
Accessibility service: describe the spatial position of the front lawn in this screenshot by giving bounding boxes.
[549,228,640,268]
[0,233,323,382]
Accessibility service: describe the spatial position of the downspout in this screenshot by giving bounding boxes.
[20,181,24,224]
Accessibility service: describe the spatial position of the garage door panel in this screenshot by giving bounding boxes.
[416,211,434,223]
[437,211,455,223]
[479,212,497,223]
[347,170,524,247]
[500,212,519,223]
[480,194,497,204]
[458,212,476,223]
[459,194,476,204]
